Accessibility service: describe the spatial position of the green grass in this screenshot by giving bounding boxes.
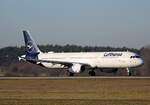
[0,78,150,105]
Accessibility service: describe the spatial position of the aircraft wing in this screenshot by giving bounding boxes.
[37,59,90,67]
[19,55,90,67]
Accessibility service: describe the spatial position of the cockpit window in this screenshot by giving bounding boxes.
[130,56,140,58]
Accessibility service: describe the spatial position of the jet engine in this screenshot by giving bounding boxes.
[100,68,118,73]
[69,64,85,73]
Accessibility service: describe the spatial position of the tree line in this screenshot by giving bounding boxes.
[1,44,150,76]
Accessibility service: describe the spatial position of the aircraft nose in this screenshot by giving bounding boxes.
[138,58,144,66]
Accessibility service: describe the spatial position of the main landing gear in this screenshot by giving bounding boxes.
[89,70,96,76]
[68,72,74,76]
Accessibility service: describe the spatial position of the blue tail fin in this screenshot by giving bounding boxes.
[23,30,41,61]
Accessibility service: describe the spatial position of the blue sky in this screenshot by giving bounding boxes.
[0,0,150,49]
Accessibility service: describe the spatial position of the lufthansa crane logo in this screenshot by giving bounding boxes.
[26,41,34,53]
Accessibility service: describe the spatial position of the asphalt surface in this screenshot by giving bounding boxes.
[0,76,150,80]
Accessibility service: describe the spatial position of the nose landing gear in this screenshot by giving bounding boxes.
[126,68,132,76]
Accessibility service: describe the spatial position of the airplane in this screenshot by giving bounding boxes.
[18,30,144,76]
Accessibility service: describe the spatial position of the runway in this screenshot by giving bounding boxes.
[0,76,150,80]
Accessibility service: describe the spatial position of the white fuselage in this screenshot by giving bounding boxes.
[21,30,144,75]
[38,51,144,69]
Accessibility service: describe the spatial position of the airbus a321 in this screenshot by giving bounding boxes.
[19,30,144,76]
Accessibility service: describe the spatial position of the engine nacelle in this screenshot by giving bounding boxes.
[100,68,118,73]
[69,64,85,73]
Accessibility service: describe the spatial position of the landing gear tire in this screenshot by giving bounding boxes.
[69,72,74,76]
[89,71,96,76]
[129,72,132,76]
